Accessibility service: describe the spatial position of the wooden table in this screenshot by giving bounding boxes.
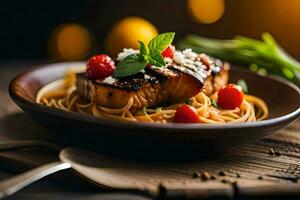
[0,61,151,200]
[0,61,300,200]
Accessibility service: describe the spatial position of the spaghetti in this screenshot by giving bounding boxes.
[36,71,269,123]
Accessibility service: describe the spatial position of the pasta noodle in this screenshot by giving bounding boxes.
[36,72,269,123]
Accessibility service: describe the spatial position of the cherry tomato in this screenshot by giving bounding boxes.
[161,45,174,59]
[87,54,116,79]
[217,84,244,109]
[174,104,200,123]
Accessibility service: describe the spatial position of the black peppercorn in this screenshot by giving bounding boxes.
[218,171,226,176]
[192,172,201,178]
[200,172,210,181]
[275,150,281,156]
[211,175,216,180]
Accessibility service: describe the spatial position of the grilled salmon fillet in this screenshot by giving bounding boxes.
[76,54,229,113]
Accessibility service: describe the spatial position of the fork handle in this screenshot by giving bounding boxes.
[0,161,71,199]
[0,140,61,152]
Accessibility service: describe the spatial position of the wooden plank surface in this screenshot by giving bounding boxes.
[0,63,300,199]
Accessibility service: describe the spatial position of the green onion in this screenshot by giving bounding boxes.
[177,33,300,86]
[237,79,248,93]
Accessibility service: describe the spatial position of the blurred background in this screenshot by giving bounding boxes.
[1,0,300,61]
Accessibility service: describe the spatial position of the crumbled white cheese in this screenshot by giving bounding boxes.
[194,61,206,69]
[102,76,117,84]
[117,48,139,61]
[172,48,209,80]
[185,59,194,65]
[184,63,198,72]
[173,49,199,66]
[144,74,151,80]
[173,51,186,65]
[182,49,198,60]
[164,57,173,63]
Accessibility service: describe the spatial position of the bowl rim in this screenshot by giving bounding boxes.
[9,61,300,132]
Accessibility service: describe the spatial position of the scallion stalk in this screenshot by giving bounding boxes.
[177,33,300,85]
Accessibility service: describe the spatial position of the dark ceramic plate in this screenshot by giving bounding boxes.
[9,62,300,159]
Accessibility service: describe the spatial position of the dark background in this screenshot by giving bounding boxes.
[1,0,300,60]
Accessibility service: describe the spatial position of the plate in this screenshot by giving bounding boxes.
[9,62,300,159]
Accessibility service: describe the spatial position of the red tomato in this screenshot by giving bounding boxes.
[161,45,174,59]
[174,105,200,123]
[217,84,244,109]
[86,54,116,79]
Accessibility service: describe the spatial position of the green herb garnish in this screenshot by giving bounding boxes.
[237,79,248,93]
[211,99,218,108]
[178,33,300,85]
[113,32,175,78]
[113,54,147,78]
[155,107,163,112]
[141,107,147,115]
[184,99,192,105]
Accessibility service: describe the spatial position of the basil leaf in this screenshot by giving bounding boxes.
[138,41,149,56]
[113,32,175,78]
[149,51,165,67]
[113,54,147,78]
[148,32,175,54]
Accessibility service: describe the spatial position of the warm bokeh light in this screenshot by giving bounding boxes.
[187,0,225,24]
[48,23,92,61]
[105,17,158,56]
